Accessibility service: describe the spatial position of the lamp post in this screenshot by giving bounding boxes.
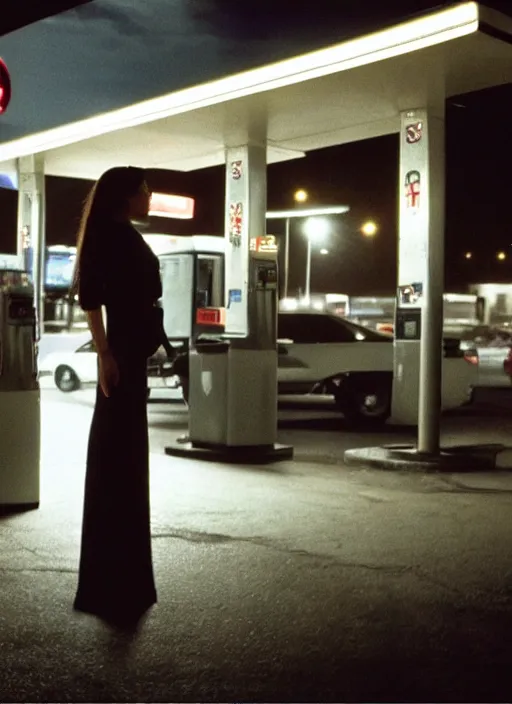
[284,217,291,298]
[304,217,330,298]
[266,204,350,298]
[282,189,309,298]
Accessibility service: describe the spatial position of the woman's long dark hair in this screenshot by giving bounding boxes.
[72,166,146,295]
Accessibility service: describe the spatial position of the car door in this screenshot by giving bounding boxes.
[277,313,393,388]
[71,340,98,383]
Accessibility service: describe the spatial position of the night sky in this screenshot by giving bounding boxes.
[1,0,511,296]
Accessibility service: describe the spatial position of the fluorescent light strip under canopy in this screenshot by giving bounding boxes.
[266,206,350,219]
[0,3,480,162]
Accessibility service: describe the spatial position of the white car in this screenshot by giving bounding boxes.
[41,312,477,427]
[277,311,478,425]
[39,338,181,395]
[445,324,512,388]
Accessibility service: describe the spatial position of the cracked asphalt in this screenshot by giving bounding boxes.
[1,386,512,702]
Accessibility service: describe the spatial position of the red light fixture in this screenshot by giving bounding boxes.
[149,192,195,219]
[0,59,12,115]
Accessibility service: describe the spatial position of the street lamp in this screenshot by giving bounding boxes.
[304,217,330,298]
[361,220,378,237]
[497,251,507,261]
[266,204,350,299]
[294,189,308,203]
[464,251,473,260]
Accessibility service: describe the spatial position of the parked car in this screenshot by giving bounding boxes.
[39,338,180,396]
[277,311,477,425]
[42,312,477,427]
[444,324,512,387]
[350,321,512,388]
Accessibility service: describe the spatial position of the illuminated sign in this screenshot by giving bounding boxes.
[149,193,195,220]
[250,235,278,253]
[196,307,225,326]
[0,59,11,114]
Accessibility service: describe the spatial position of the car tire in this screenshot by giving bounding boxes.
[54,365,80,393]
[335,378,391,428]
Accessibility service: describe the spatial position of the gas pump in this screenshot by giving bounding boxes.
[0,263,40,512]
[147,233,290,461]
[391,284,423,423]
[145,233,226,397]
[145,234,225,342]
[187,244,280,451]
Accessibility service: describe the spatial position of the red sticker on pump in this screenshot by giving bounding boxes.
[196,308,224,326]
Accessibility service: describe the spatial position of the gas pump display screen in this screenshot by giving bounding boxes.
[45,252,76,290]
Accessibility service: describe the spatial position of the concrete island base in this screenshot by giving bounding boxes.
[165,441,294,464]
[344,444,512,473]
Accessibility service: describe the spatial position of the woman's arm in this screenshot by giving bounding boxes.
[86,308,119,396]
[78,233,118,395]
[85,309,109,355]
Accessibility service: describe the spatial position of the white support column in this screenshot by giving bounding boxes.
[16,155,45,337]
[224,141,267,336]
[222,135,279,448]
[391,108,446,454]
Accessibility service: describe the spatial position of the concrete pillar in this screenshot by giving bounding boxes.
[221,139,279,447]
[224,141,267,336]
[16,155,45,338]
[391,107,446,454]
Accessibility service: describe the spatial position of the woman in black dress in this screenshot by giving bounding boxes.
[72,167,163,626]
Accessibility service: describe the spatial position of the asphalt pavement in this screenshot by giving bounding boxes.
[1,386,512,702]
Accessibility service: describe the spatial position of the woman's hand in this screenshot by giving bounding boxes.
[98,350,120,398]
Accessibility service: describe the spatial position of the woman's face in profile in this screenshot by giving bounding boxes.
[128,181,151,221]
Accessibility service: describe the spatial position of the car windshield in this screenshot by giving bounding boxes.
[278,312,392,344]
[336,316,392,341]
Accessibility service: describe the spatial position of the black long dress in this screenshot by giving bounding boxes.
[73,220,162,624]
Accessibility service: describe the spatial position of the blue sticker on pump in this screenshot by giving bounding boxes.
[228,289,242,307]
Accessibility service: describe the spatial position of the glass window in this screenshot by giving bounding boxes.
[77,340,95,353]
[278,313,356,343]
[278,313,391,344]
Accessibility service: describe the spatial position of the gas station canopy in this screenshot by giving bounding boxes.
[0,2,511,178]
